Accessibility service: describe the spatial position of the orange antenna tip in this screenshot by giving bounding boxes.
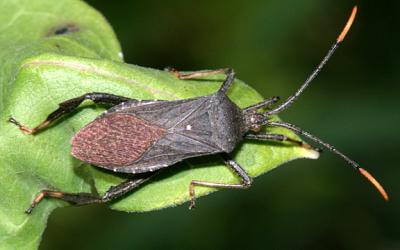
[358,168,389,201]
[337,6,357,42]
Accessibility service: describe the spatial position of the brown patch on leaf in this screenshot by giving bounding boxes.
[47,23,80,36]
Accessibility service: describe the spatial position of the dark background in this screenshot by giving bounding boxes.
[41,1,399,249]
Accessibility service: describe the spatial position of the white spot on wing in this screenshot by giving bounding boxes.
[186,125,192,130]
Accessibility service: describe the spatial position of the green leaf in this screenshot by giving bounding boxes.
[0,0,319,249]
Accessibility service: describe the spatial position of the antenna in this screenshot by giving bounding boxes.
[267,6,358,115]
[269,121,389,201]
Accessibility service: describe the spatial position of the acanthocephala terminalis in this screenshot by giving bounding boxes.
[9,6,388,214]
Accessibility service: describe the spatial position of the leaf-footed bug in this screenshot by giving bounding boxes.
[9,6,388,214]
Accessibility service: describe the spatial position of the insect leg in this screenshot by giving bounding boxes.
[25,172,157,214]
[245,133,315,150]
[188,153,252,209]
[9,92,131,134]
[166,67,228,79]
[166,67,235,94]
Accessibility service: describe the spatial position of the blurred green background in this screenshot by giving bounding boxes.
[40,1,399,249]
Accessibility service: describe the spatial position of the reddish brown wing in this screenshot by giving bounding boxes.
[71,113,165,167]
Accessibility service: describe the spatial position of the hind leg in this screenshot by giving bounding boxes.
[26,171,159,214]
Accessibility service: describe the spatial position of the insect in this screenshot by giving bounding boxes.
[9,6,388,214]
